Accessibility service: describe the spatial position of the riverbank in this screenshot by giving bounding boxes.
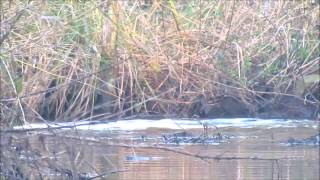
[1,1,319,127]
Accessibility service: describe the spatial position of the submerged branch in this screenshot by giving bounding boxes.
[44,133,289,163]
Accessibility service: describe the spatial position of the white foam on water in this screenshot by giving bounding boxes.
[13,118,318,131]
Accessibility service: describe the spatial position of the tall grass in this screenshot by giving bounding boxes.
[1,0,319,127]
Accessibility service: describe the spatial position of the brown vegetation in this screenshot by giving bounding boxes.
[1,0,319,127]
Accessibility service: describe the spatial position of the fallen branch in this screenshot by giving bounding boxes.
[48,133,286,163]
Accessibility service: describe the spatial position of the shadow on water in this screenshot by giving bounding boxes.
[1,118,319,180]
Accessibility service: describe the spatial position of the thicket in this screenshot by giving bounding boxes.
[1,0,319,127]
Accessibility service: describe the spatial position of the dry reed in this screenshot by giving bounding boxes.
[1,0,319,126]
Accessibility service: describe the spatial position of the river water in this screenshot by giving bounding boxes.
[1,118,319,180]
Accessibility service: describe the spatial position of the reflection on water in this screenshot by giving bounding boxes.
[1,119,319,180]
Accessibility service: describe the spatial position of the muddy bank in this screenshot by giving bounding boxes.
[89,94,319,121]
[31,78,319,122]
[89,76,319,121]
[189,95,319,120]
[18,84,318,123]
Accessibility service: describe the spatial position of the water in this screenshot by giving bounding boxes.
[2,118,319,179]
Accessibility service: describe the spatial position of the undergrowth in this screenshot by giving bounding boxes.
[1,0,319,127]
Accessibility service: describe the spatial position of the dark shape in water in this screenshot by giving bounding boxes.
[161,131,231,145]
[287,134,320,146]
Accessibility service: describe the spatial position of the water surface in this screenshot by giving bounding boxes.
[2,118,319,179]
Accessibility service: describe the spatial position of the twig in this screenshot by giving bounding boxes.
[41,133,287,163]
[1,60,27,125]
[87,169,128,180]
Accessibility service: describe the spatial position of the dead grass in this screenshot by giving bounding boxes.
[1,0,319,126]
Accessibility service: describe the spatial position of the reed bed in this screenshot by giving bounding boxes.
[1,0,319,126]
